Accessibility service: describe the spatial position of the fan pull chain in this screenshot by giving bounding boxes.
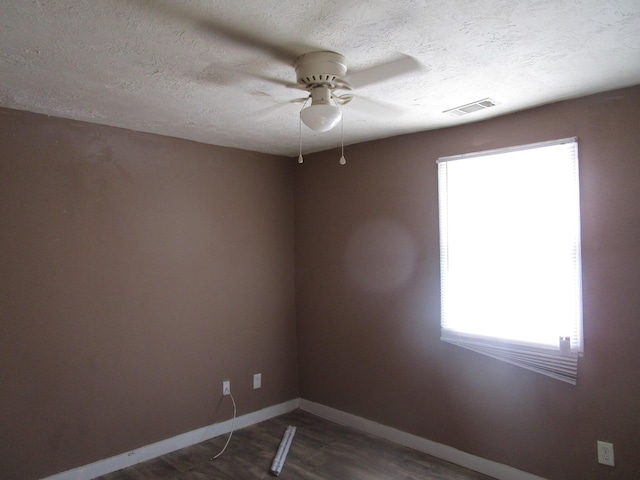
[298,97,310,164]
[339,106,346,165]
[298,115,303,164]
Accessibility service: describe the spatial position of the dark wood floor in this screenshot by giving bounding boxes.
[96,409,495,480]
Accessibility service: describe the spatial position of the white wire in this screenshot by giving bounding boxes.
[210,392,237,460]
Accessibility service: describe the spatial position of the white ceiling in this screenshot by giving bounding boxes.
[1,0,639,157]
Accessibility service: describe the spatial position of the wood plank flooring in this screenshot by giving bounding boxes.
[96,409,496,480]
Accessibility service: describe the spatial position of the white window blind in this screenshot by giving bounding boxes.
[437,138,583,384]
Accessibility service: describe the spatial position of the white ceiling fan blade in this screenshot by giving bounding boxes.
[342,94,406,117]
[250,97,309,120]
[344,54,423,89]
[196,23,314,66]
[137,1,318,66]
[202,64,304,90]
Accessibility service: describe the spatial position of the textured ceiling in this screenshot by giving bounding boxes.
[1,0,640,157]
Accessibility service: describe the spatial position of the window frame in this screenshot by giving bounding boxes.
[436,137,583,384]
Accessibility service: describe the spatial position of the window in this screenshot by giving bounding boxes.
[437,138,583,384]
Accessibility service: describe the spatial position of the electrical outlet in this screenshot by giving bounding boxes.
[253,373,262,389]
[222,380,230,396]
[597,440,614,466]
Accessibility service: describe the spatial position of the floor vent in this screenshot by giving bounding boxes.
[444,98,496,116]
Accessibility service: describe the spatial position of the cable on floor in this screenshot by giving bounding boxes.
[210,392,237,460]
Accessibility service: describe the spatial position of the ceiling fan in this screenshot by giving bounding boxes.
[288,51,421,133]
[138,2,424,158]
[243,50,422,164]
[208,49,422,135]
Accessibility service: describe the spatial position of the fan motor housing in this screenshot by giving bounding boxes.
[294,51,347,87]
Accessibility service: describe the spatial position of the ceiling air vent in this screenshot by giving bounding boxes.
[444,98,496,116]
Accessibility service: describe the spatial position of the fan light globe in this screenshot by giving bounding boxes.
[301,104,342,132]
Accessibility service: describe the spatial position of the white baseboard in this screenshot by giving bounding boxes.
[299,399,547,480]
[43,397,545,480]
[42,398,300,480]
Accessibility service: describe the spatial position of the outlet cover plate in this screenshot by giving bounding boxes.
[253,373,262,389]
[222,380,230,396]
[597,440,614,466]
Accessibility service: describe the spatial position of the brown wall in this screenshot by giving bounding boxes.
[2,85,639,480]
[295,85,640,480]
[0,108,298,480]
